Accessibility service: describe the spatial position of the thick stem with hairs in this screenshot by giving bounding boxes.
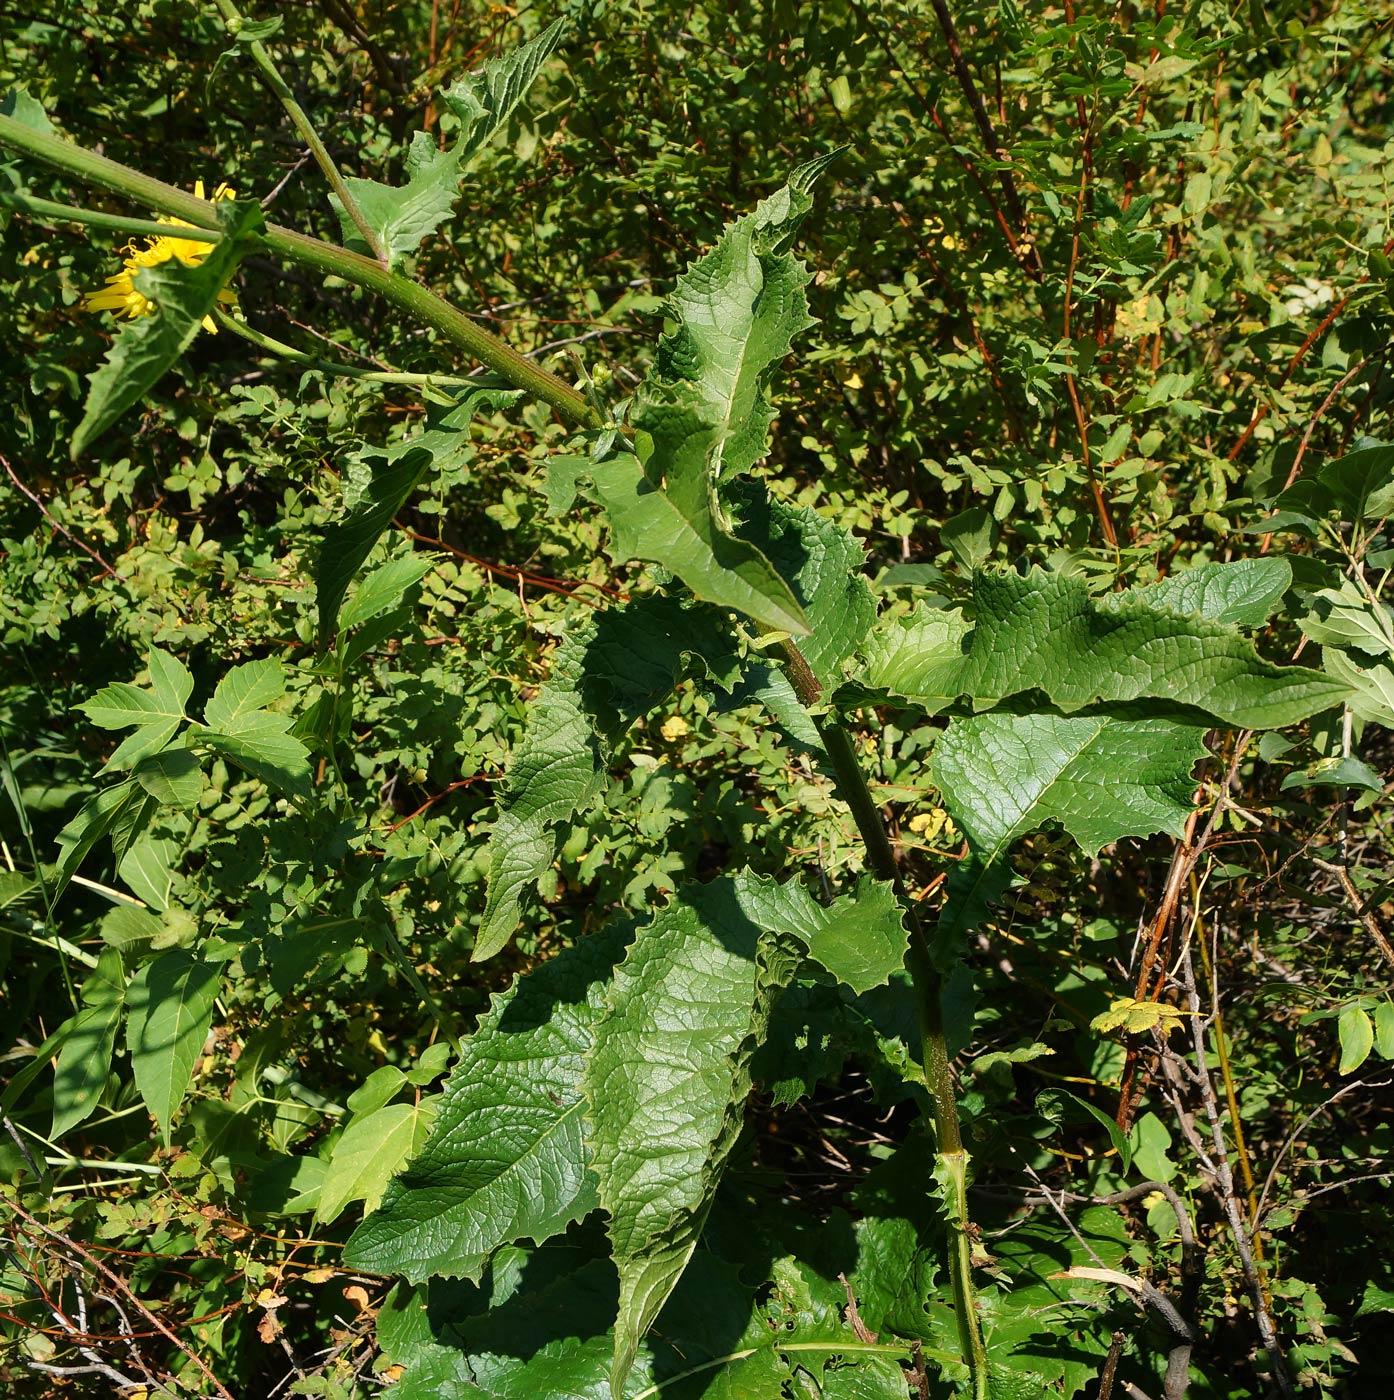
[0,114,601,430]
[780,640,989,1398]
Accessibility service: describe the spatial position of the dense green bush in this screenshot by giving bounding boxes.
[2,2,1392,1398]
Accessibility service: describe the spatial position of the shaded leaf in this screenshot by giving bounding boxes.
[1375,1001,1394,1060]
[54,780,158,903]
[72,199,264,457]
[801,877,908,995]
[734,487,876,690]
[133,747,203,808]
[861,606,971,715]
[197,712,311,799]
[590,453,808,635]
[1338,1005,1374,1074]
[50,951,126,1138]
[476,594,739,961]
[1299,583,1394,657]
[1322,647,1394,726]
[118,834,177,911]
[317,381,522,639]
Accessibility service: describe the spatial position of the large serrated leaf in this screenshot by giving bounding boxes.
[332,20,566,264]
[317,381,522,639]
[878,568,1346,727]
[1116,557,1292,627]
[861,606,972,716]
[591,156,840,637]
[72,199,264,457]
[475,595,740,961]
[933,709,1209,942]
[583,874,806,1394]
[344,921,632,1281]
[125,950,221,1145]
[801,877,909,994]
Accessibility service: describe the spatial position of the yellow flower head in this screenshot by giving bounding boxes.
[82,181,238,332]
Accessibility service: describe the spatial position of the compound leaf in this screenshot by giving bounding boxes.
[198,712,311,799]
[78,647,193,770]
[132,747,204,808]
[204,657,284,729]
[53,779,158,903]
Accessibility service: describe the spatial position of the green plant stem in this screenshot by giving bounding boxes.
[212,309,478,388]
[0,188,220,244]
[779,640,990,1398]
[0,113,601,429]
[212,0,389,266]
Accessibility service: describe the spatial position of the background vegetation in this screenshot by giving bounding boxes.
[2,1,1393,1397]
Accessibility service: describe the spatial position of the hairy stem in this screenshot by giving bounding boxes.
[0,113,601,429]
[779,640,988,1397]
[212,0,389,265]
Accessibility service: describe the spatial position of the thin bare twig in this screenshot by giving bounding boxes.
[1,453,127,582]
[1309,857,1394,972]
[1180,947,1295,1398]
[7,1198,237,1400]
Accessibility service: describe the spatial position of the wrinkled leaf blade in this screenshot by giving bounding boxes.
[345,920,632,1279]
[583,874,804,1393]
